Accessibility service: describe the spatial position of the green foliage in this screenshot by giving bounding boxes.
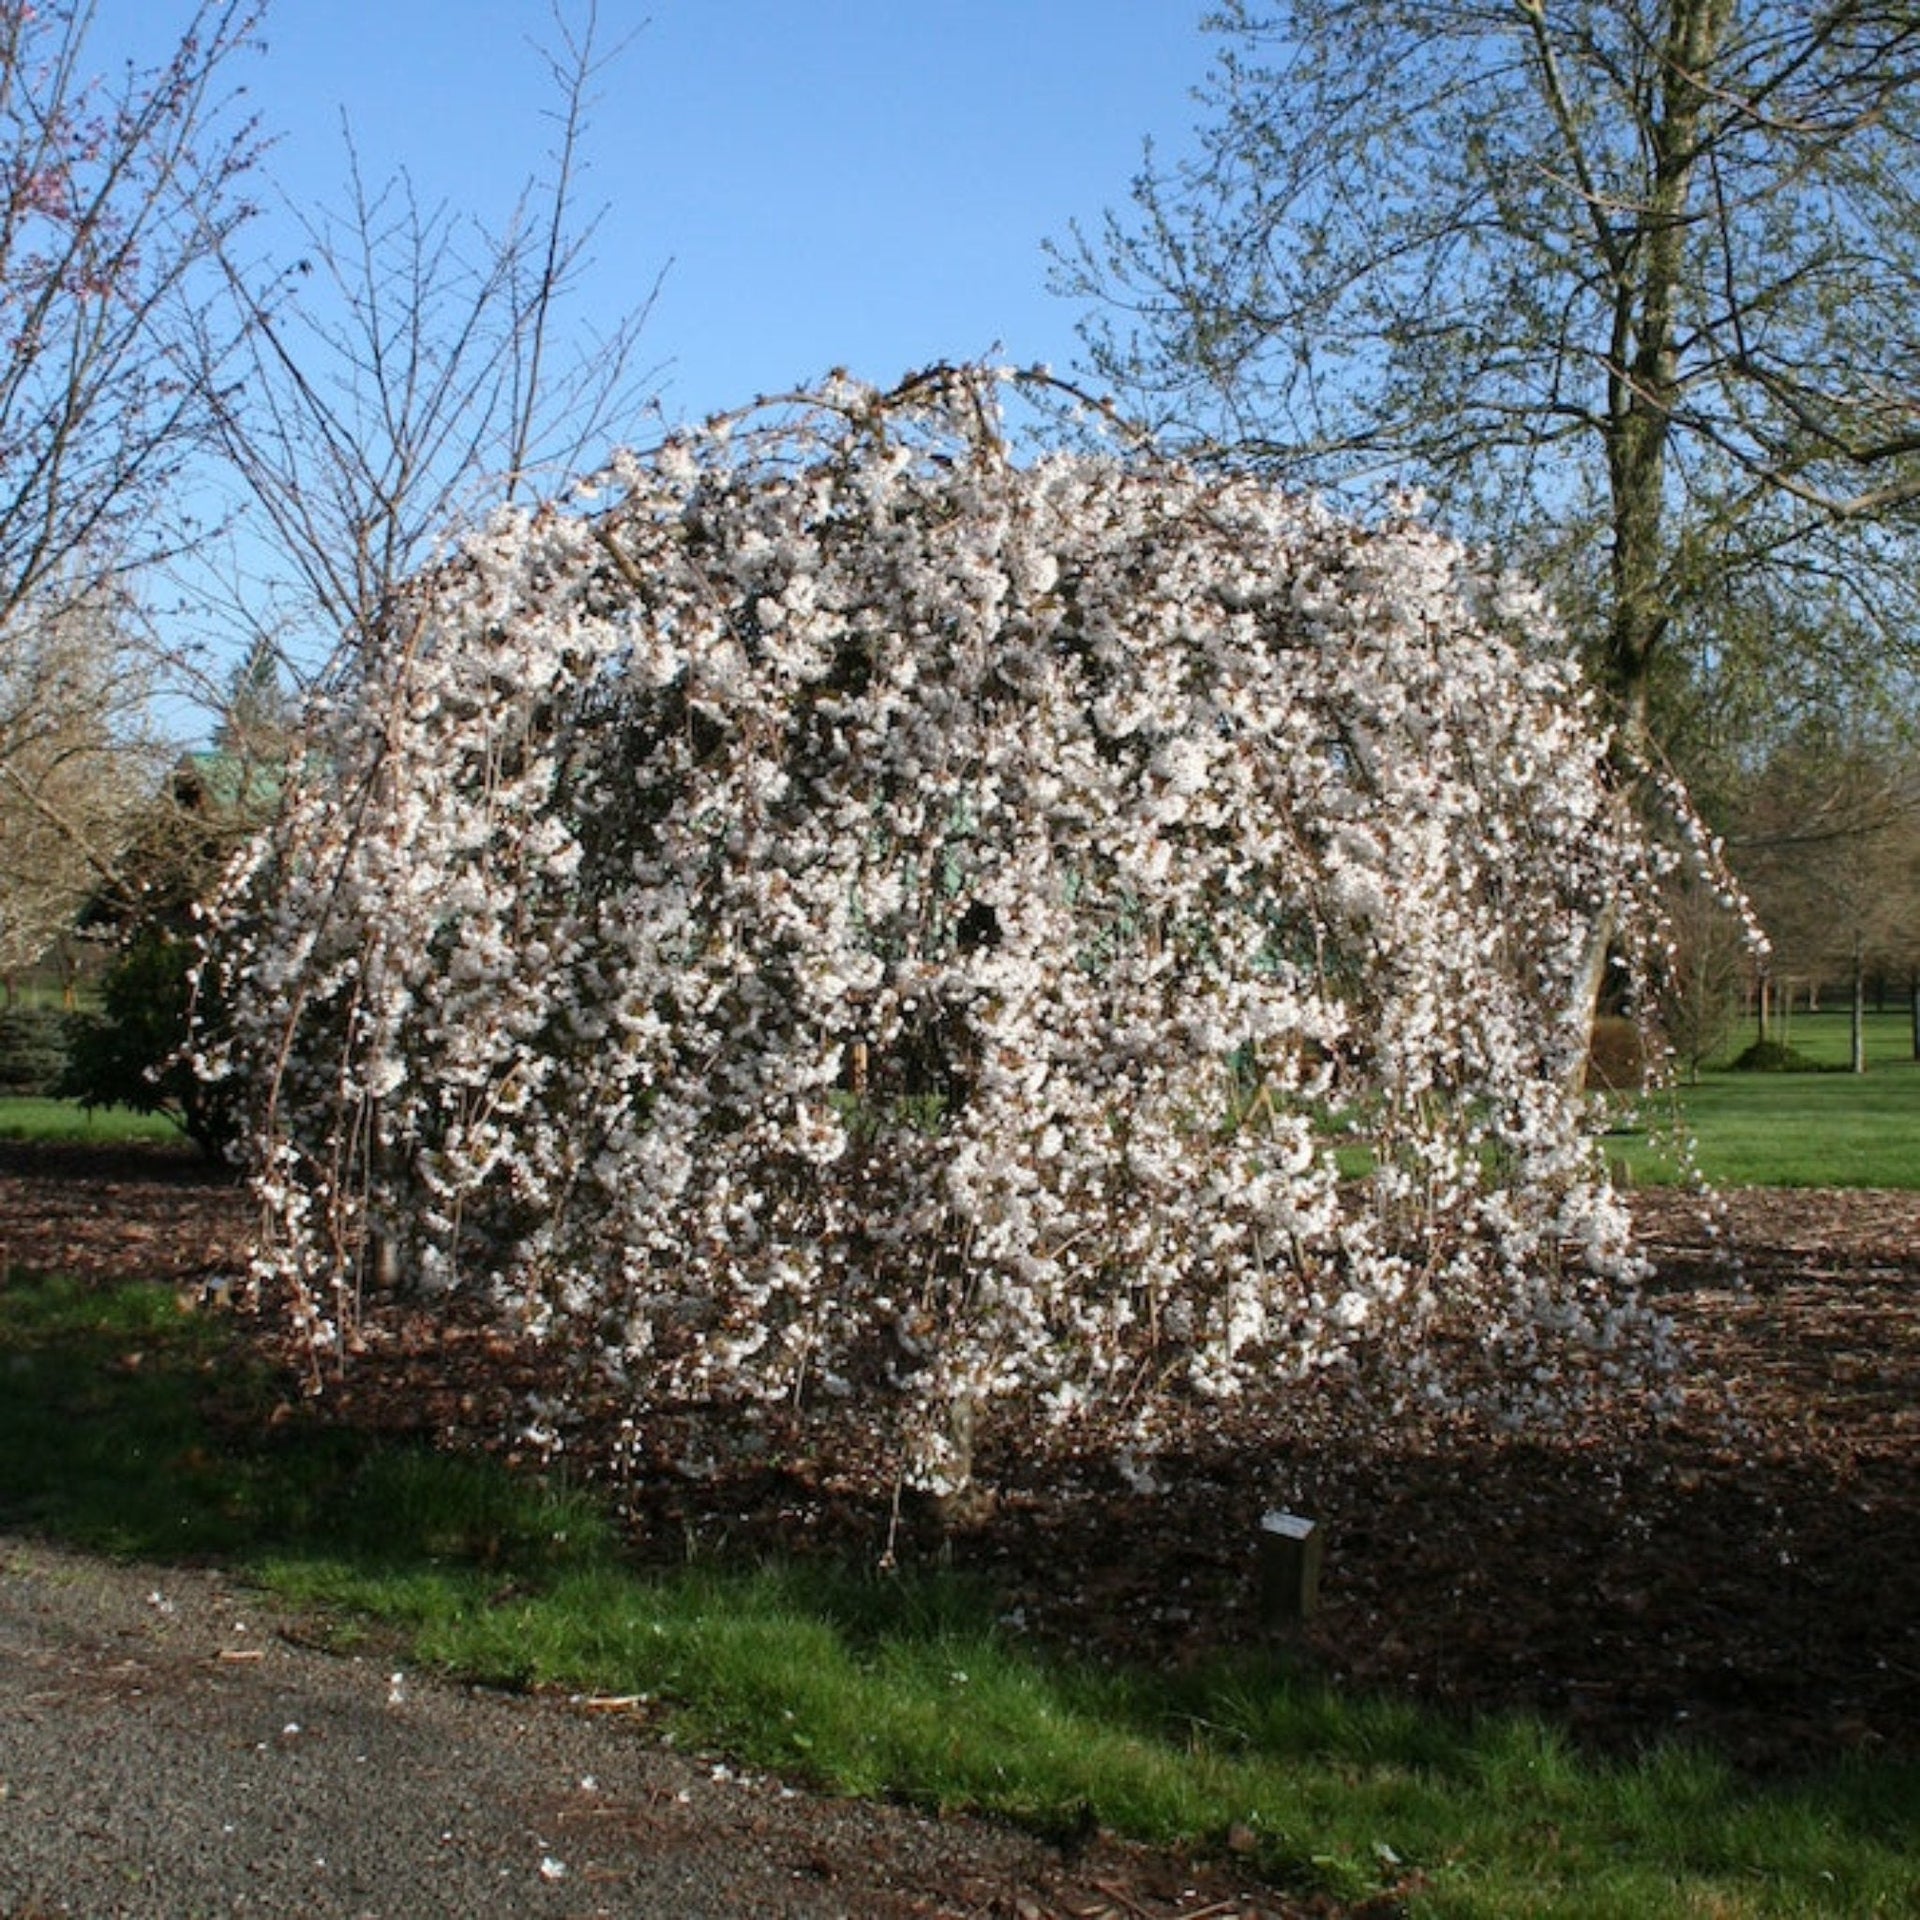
[58,930,236,1155]
[0,1006,68,1095]
[2,1266,1916,1915]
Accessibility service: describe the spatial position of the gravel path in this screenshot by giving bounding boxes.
[0,1538,1296,1919]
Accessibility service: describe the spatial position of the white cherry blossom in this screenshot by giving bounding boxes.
[203,367,1738,1491]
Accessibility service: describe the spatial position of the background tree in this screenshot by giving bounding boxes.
[0,580,165,983]
[1057,1,1920,761]
[57,641,292,1153]
[0,0,259,974]
[194,0,659,686]
[1726,726,1920,1067]
[1649,865,1752,1078]
[215,635,295,764]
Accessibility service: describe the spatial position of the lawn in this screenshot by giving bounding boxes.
[1609,1010,1920,1189]
[0,1096,185,1147]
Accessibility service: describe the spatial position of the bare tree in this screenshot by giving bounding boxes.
[0,0,260,636]
[0,579,166,978]
[0,0,259,969]
[196,0,661,682]
[1057,1,1920,759]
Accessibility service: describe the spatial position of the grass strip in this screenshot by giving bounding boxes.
[0,1095,186,1146]
[251,1551,1920,1915]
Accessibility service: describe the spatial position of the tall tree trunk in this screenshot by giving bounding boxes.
[1852,935,1867,1075]
[1576,3,1735,1073]
[1599,0,1732,758]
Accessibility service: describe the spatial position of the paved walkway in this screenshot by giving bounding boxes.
[0,1537,1295,1919]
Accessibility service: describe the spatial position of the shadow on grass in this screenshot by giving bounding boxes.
[0,1269,609,1577]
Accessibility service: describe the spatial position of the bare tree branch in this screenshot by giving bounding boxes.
[196,1,664,681]
[1059,0,1920,761]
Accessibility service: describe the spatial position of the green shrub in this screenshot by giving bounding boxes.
[1726,1038,1825,1073]
[0,1006,70,1096]
[58,931,237,1156]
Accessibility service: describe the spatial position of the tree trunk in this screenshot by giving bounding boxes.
[1851,936,1867,1075]
[1578,4,1733,1071]
[1599,0,1733,759]
[1565,900,1615,1094]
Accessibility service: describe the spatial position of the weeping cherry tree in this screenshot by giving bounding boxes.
[203,368,1735,1491]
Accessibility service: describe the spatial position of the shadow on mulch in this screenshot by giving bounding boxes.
[0,1136,230,1182]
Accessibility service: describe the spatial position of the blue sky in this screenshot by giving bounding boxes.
[196,0,1215,428]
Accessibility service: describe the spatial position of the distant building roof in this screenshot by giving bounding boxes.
[172,749,286,817]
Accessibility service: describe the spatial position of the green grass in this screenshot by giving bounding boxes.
[0,1095,186,1146]
[1608,1011,1920,1189]
[1705,1008,1917,1074]
[1,1268,1915,1915]
[0,982,90,1013]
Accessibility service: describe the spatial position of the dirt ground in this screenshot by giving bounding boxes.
[2,1142,1917,1911]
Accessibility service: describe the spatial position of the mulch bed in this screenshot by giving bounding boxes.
[4,1142,1915,1780]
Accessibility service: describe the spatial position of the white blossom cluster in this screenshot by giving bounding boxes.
[204,368,1698,1490]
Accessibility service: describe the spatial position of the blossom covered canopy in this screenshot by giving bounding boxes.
[208,368,1687,1486]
